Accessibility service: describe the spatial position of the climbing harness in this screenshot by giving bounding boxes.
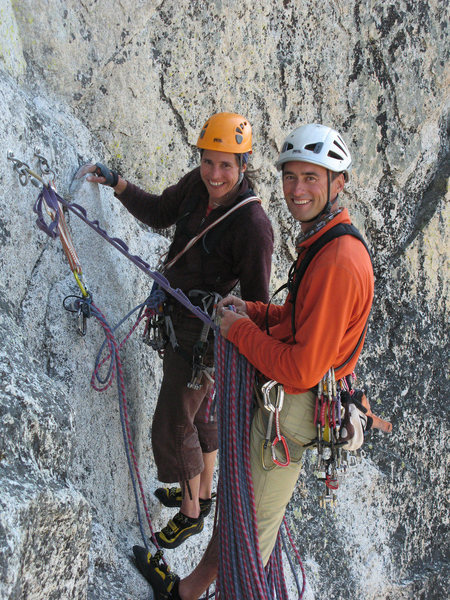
[214,328,306,599]
[142,287,220,389]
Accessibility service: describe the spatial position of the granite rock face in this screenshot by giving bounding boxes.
[0,1,448,599]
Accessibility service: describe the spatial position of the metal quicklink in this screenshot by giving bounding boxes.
[7,152,42,187]
[260,380,290,470]
[34,149,56,181]
[187,292,221,390]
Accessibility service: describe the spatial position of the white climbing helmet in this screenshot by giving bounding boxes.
[275,123,352,181]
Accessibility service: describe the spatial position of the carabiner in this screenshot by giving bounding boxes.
[271,435,290,467]
[260,441,276,471]
[261,379,284,413]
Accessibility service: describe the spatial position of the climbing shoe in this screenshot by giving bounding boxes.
[133,546,181,599]
[155,511,204,549]
[154,487,216,517]
[154,486,183,508]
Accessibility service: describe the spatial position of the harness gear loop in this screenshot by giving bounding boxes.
[187,290,221,390]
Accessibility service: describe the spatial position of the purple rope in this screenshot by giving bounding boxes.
[34,186,215,327]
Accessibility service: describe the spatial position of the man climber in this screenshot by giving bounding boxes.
[132,123,375,599]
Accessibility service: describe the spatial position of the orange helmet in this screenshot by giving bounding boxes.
[196,112,252,154]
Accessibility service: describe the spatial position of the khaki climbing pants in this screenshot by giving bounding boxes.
[250,389,316,565]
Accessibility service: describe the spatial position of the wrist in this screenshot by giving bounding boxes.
[114,176,127,195]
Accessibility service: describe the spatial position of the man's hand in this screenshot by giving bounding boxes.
[217,296,249,338]
[219,308,249,338]
[217,295,247,316]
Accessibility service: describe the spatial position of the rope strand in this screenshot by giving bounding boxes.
[214,331,306,599]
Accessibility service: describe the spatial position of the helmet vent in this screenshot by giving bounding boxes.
[305,142,324,154]
[235,134,243,144]
[334,140,348,156]
[328,150,343,160]
[281,142,294,152]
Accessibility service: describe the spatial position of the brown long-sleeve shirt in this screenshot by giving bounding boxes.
[115,167,274,302]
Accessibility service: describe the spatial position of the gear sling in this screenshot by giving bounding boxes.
[262,223,374,487]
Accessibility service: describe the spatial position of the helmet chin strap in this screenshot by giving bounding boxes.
[300,169,338,224]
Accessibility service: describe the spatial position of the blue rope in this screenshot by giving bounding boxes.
[91,287,165,387]
[82,297,163,558]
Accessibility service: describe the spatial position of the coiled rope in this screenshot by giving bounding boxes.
[214,331,305,599]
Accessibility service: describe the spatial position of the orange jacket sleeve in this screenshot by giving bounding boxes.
[228,234,374,393]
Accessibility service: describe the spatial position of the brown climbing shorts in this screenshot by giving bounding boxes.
[151,309,218,483]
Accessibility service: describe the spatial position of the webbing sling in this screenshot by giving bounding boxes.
[265,223,372,371]
[163,195,260,271]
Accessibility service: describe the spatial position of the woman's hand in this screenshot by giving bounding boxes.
[75,163,127,193]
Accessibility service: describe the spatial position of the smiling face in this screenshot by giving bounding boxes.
[282,161,345,230]
[200,150,246,205]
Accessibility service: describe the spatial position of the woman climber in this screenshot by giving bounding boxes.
[81,112,274,549]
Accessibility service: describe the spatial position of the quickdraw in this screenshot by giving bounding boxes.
[261,379,290,470]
